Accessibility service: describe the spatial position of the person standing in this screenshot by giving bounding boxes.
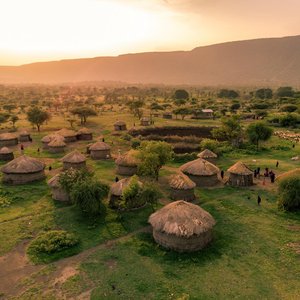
[220,170,224,179]
[257,195,262,205]
[276,161,279,168]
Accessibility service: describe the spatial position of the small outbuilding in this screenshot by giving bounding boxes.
[115,150,139,176]
[56,128,77,142]
[18,130,31,142]
[197,149,218,163]
[169,173,196,202]
[48,137,66,153]
[0,133,18,147]
[1,155,45,185]
[180,158,220,187]
[140,117,151,126]
[47,174,70,202]
[77,127,93,140]
[89,141,111,160]
[0,147,14,161]
[114,121,127,131]
[149,200,216,252]
[61,150,86,170]
[227,161,253,187]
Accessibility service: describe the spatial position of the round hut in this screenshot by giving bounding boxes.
[148,200,216,252]
[227,161,253,187]
[48,137,66,153]
[197,149,218,163]
[180,158,220,187]
[47,174,70,202]
[1,155,45,184]
[140,117,150,126]
[114,121,127,131]
[115,150,139,176]
[169,173,196,202]
[56,128,77,142]
[18,130,31,142]
[109,177,143,209]
[61,150,86,170]
[77,127,93,141]
[86,143,93,154]
[89,141,111,160]
[276,168,300,182]
[0,147,14,161]
[0,133,18,147]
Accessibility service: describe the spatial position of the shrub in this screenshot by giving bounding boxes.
[278,176,300,211]
[173,153,198,163]
[121,175,145,209]
[27,230,79,255]
[131,138,141,149]
[280,104,298,113]
[279,113,300,128]
[139,183,162,210]
[200,138,221,152]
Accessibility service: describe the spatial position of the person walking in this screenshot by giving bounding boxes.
[257,195,262,205]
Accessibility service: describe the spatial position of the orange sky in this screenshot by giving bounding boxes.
[1,0,299,65]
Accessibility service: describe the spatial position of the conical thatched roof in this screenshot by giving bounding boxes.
[47,173,61,188]
[180,158,219,176]
[169,173,196,190]
[276,168,300,182]
[89,141,110,151]
[61,150,86,163]
[115,150,139,167]
[19,130,30,136]
[110,177,142,196]
[41,134,64,143]
[0,133,18,140]
[56,128,77,137]
[77,127,92,134]
[227,161,252,175]
[141,117,150,121]
[149,200,216,237]
[48,137,66,147]
[197,149,218,159]
[1,155,45,174]
[114,120,126,126]
[0,147,13,154]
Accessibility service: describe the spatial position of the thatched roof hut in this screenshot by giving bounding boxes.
[169,173,196,202]
[0,133,18,147]
[197,149,218,162]
[1,155,45,184]
[41,134,64,149]
[77,127,93,140]
[276,168,300,182]
[89,141,111,160]
[140,117,150,126]
[18,130,31,142]
[47,174,69,202]
[0,147,14,161]
[149,200,216,252]
[48,137,66,153]
[56,128,77,142]
[109,177,143,209]
[114,121,127,131]
[180,158,220,187]
[61,150,86,170]
[115,150,139,176]
[227,161,253,187]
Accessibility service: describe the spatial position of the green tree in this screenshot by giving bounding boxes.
[212,116,243,147]
[0,113,10,124]
[255,88,273,99]
[172,107,191,120]
[277,86,295,98]
[230,103,241,112]
[280,104,298,112]
[10,115,19,129]
[246,122,273,150]
[218,89,239,99]
[70,106,97,124]
[174,89,189,101]
[3,104,16,113]
[278,174,300,211]
[138,141,173,180]
[27,107,50,131]
[127,100,144,119]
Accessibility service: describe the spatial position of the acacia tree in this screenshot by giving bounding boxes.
[10,115,19,129]
[127,100,144,119]
[70,107,97,124]
[137,141,174,180]
[246,122,273,150]
[27,107,50,131]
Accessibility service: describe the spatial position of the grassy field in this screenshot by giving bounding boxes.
[0,110,299,299]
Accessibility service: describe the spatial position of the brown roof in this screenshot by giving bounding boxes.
[148,200,216,237]
[61,150,86,163]
[56,128,77,137]
[89,141,110,151]
[114,121,126,126]
[197,149,218,159]
[0,147,13,154]
[115,150,139,167]
[180,158,220,176]
[1,155,45,174]
[276,168,300,182]
[47,173,61,188]
[110,177,142,196]
[169,172,196,190]
[0,133,18,141]
[77,127,93,134]
[227,161,252,175]
[48,137,66,147]
[19,130,30,136]
[41,134,64,143]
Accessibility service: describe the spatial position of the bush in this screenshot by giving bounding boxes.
[27,230,79,255]
[173,153,198,163]
[280,104,298,112]
[131,138,141,149]
[279,113,300,128]
[278,176,300,211]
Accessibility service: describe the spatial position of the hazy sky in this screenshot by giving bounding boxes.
[0,0,299,65]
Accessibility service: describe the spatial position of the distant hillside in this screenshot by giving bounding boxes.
[1,35,300,86]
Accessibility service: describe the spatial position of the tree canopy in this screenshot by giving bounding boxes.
[246,122,273,150]
[70,106,97,124]
[27,107,50,131]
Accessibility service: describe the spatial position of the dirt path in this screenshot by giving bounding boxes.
[0,226,151,299]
